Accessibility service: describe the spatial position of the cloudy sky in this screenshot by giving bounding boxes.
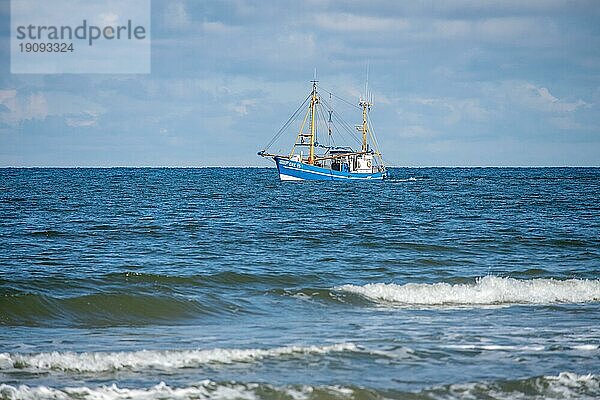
[1,0,599,166]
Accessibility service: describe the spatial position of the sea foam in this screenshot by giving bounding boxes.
[0,343,357,373]
[337,276,600,306]
[0,372,597,400]
[0,381,259,400]
[427,372,600,400]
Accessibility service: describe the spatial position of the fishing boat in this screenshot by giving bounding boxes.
[258,79,387,181]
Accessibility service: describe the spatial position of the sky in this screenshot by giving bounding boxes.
[0,0,599,167]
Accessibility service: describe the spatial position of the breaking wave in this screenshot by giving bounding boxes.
[444,344,600,352]
[0,343,357,373]
[0,372,597,400]
[336,276,600,306]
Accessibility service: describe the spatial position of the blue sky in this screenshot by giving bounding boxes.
[1,0,599,166]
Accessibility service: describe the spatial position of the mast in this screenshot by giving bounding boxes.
[359,97,371,153]
[359,62,371,153]
[308,79,318,164]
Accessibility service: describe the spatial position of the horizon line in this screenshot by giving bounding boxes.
[1,165,599,169]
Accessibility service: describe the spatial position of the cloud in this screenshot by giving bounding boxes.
[27,93,49,120]
[314,13,410,32]
[233,99,257,116]
[0,89,104,127]
[406,96,491,125]
[443,99,491,125]
[98,12,119,26]
[0,90,16,104]
[201,21,240,34]
[429,0,589,17]
[429,16,560,46]
[65,111,101,127]
[163,1,191,30]
[0,89,48,124]
[518,83,588,113]
[549,116,584,130]
[398,124,440,138]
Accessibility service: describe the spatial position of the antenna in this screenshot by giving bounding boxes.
[327,92,333,146]
[365,61,369,99]
[314,68,317,81]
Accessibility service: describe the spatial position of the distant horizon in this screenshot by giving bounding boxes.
[1,165,599,169]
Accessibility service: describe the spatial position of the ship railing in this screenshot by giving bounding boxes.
[314,151,373,162]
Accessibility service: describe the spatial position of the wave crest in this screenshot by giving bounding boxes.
[0,372,597,400]
[336,276,600,306]
[0,343,357,373]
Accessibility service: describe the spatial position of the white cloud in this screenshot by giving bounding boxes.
[164,1,191,30]
[398,124,439,138]
[407,96,491,125]
[0,89,48,124]
[65,111,101,127]
[202,21,240,34]
[431,0,579,16]
[549,116,584,130]
[432,19,471,37]
[411,97,439,106]
[27,93,49,120]
[0,89,104,127]
[314,13,410,32]
[98,12,119,26]
[0,89,16,104]
[443,99,491,125]
[428,16,560,46]
[395,108,423,125]
[519,83,587,113]
[233,99,257,116]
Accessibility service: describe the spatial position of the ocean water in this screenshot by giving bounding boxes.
[0,167,599,400]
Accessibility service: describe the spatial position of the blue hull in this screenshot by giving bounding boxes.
[275,157,386,181]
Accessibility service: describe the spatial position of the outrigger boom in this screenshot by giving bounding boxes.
[258,79,387,181]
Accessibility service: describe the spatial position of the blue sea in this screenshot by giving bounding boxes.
[1,167,599,400]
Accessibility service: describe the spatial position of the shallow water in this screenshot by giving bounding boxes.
[1,167,599,399]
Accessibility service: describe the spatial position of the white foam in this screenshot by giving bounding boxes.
[532,372,600,400]
[445,344,546,351]
[0,381,358,400]
[0,343,357,373]
[337,276,600,306]
[389,177,417,182]
[429,372,600,400]
[545,371,599,389]
[0,381,259,400]
[445,343,600,352]
[572,344,600,351]
[0,373,597,400]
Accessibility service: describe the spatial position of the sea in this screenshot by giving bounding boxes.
[0,167,599,400]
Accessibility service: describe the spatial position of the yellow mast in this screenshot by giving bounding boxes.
[289,105,311,158]
[308,80,318,164]
[359,98,371,153]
